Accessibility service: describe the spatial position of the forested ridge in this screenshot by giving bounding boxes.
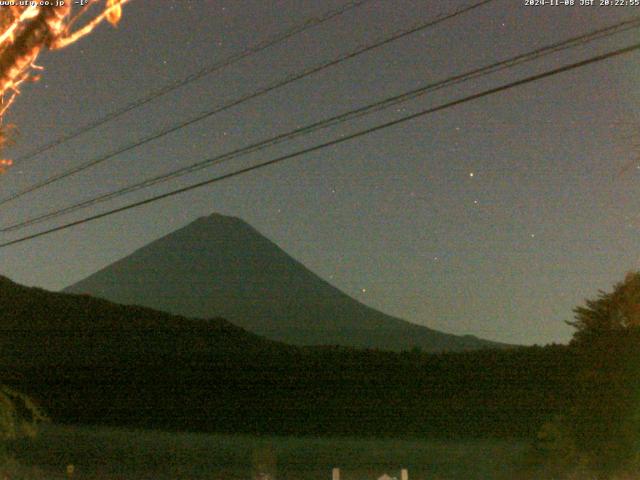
[0,275,577,438]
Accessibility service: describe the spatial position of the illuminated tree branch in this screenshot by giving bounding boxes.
[0,0,130,167]
[52,0,128,50]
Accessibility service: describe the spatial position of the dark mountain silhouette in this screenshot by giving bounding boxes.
[0,275,313,433]
[0,273,283,369]
[0,275,573,437]
[65,213,504,352]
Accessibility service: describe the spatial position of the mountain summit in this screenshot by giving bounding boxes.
[65,213,503,352]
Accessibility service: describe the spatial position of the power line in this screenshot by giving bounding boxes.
[2,40,638,249]
[0,0,496,207]
[9,0,375,165]
[3,16,639,233]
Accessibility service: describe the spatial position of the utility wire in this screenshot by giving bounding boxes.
[9,0,375,165]
[0,0,496,207]
[3,16,639,233]
[1,40,638,249]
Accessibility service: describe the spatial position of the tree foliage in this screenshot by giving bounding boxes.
[0,0,130,163]
[568,271,640,343]
[559,271,640,478]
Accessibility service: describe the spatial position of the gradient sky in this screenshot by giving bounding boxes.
[0,0,638,345]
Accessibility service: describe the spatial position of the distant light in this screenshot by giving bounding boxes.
[469,172,474,177]
[361,288,367,293]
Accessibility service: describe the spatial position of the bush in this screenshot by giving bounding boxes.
[0,385,47,461]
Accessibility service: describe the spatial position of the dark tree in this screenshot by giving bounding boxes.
[569,271,640,343]
[564,271,640,477]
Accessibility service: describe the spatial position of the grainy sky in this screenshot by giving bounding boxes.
[0,0,638,345]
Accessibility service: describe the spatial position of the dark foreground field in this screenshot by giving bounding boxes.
[5,424,534,480]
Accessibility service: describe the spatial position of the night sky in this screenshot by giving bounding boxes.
[0,0,638,345]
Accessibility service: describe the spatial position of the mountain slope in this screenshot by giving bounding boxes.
[65,213,503,352]
[0,274,281,369]
[0,275,573,437]
[0,274,292,430]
